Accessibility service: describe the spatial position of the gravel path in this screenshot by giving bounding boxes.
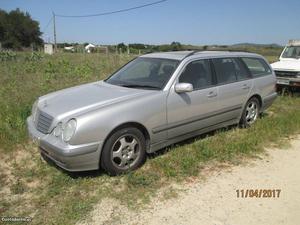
[79,136,300,225]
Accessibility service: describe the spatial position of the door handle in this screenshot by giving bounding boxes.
[242,84,250,90]
[207,91,217,98]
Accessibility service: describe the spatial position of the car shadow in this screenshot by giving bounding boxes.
[277,87,300,97]
[41,153,105,179]
[148,124,238,160]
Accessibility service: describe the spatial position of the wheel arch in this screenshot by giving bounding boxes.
[99,122,151,161]
[248,94,262,108]
[239,93,263,125]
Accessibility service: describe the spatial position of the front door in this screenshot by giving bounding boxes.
[166,59,219,139]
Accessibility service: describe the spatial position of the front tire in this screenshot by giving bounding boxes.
[239,97,260,128]
[100,127,146,175]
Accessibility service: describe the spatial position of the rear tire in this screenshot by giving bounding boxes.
[239,97,260,128]
[100,127,146,176]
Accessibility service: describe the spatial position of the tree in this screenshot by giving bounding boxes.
[170,41,182,51]
[0,8,43,49]
[117,43,127,52]
[0,10,6,45]
[128,43,146,50]
[157,42,183,52]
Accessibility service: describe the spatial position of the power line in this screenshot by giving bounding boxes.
[54,0,167,18]
[41,16,54,43]
[42,17,53,33]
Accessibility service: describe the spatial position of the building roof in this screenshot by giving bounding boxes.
[141,50,261,61]
[85,43,96,49]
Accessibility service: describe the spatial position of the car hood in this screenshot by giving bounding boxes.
[271,60,300,71]
[38,81,152,120]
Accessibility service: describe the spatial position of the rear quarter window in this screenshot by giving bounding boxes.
[241,57,272,77]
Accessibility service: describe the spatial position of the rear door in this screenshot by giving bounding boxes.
[241,57,274,100]
[212,57,253,121]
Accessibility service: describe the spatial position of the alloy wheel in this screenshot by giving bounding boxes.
[111,134,140,169]
[245,101,258,125]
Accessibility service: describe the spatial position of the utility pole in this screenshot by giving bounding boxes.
[52,11,57,53]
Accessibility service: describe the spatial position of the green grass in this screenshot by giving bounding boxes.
[0,53,133,150]
[1,49,300,225]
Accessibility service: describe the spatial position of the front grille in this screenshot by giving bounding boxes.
[36,110,53,134]
[275,70,298,78]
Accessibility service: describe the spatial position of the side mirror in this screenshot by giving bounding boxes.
[175,83,193,93]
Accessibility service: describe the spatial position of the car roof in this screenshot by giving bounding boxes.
[140,50,262,61]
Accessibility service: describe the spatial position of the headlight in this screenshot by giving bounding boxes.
[62,119,77,142]
[53,122,63,137]
[32,100,38,123]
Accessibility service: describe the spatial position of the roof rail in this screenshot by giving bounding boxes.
[181,50,202,61]
[226,49,251,53]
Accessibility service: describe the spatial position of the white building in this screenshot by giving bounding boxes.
[44,43,54,55]
[85,43,96,53]
[64,46,75,52]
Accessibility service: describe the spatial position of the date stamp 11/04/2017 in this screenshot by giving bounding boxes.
[236,189,281,198]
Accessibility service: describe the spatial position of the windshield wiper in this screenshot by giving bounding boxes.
[120,84,160,90]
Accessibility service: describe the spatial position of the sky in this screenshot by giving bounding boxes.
[1,0,300,46]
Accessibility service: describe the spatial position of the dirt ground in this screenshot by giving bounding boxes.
[79,136,300,225]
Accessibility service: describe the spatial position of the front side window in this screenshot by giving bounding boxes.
[179,59,212,90]
[281,46,300,59]
[105,57,179,90]
[241,57,271,77]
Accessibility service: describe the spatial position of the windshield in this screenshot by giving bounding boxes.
[282,46,300,59]
[105,57,179,90]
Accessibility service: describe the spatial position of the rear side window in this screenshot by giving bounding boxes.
[241,58,271,77]
[213,58,248,84]
[179,59,213,90]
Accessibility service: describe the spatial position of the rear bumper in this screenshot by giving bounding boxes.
[262,92,277,111]
[27,116,103,172]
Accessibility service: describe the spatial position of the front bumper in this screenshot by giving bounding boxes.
[276,77,300,87]
[27,116,103,172]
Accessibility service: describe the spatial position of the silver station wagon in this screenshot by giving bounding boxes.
[27,51,277,175]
